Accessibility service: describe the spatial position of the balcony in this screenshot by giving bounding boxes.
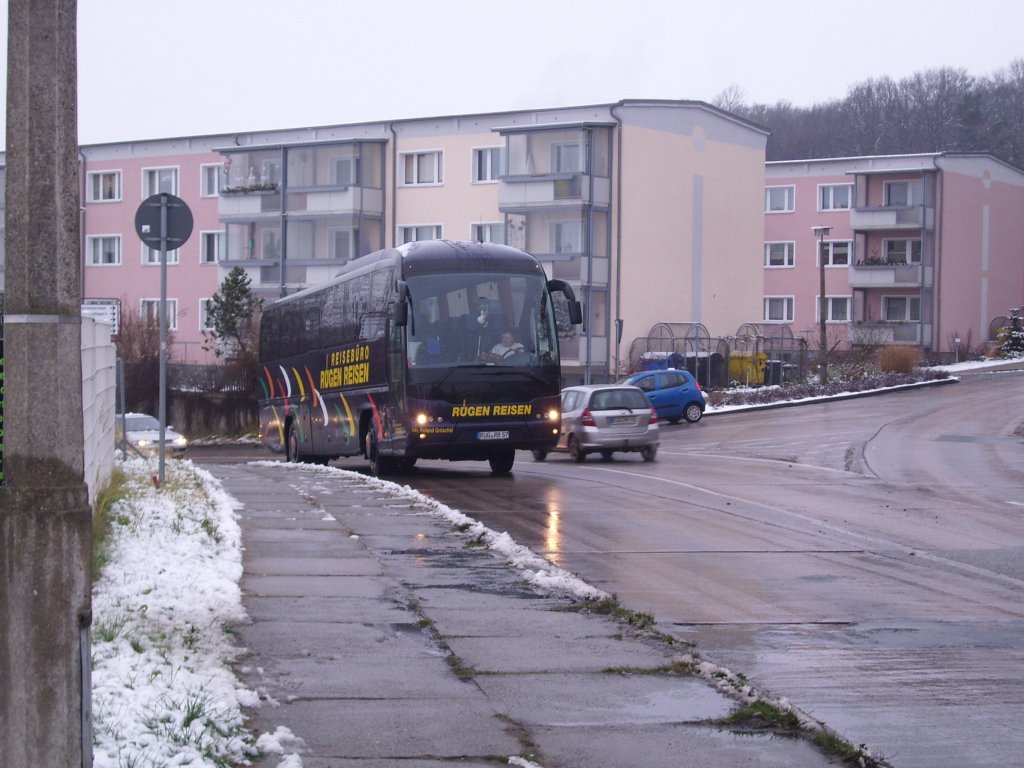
[498,173,610,210]
[288,186,384,217]
[219,185,281,219]
[848,322,926,345]
[848,262,931,288]
[849,205,933,231]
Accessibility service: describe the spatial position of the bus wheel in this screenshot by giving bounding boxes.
[286,424,301,463]
[489,450,515,475]
[366,429,390,476]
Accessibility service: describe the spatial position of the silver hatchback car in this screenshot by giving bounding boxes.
[532,384,659,462]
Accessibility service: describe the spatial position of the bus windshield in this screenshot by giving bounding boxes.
[405,270,560,371]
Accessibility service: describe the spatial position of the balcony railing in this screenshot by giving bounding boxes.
[849,205,933,231]
[849,262,931,288]
[498,173,611,210]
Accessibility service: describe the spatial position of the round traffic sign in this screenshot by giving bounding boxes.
[134,193,194,249]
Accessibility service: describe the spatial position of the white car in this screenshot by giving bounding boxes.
[116,413,188,457]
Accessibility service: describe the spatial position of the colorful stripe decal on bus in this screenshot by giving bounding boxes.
[367,393,382,437]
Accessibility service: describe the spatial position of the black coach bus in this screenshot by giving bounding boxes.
[257,240,582,475]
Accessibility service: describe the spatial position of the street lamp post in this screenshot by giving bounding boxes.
[812,225,832,384]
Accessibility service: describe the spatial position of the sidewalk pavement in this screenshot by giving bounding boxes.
[208,460,847,768]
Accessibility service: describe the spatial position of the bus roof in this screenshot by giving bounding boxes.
[267,240,545,307]
[399,240,544,275]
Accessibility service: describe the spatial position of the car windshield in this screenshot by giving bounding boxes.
[588,389,648,411]
[125,415,160,431]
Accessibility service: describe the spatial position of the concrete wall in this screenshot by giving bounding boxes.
[81,316,116,505]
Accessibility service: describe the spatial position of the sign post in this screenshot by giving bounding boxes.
[134,194,193,483]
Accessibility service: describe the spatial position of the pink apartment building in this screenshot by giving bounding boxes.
[765,153,1024,355]
[76,137,228,363]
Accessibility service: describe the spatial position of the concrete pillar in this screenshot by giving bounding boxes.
[0,1,93,765]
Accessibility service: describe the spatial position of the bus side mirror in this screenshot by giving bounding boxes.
[547,279,584,326]
[567,300,583,325]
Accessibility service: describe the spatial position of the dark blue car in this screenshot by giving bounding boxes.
[619,368,706,424]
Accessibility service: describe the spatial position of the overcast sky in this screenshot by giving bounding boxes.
[1,0,1022,146]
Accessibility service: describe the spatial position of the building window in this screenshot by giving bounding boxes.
[472,222,506,244]
[472,147,503,182]
[86,235,121,266]
[817,296,851,322]
[331,157,357,186]
[200,164,222,197]
[141,298,178,331]
[262,229,282,260]
[143,167,179,196]
[142,245,180,265]
[882,296,921,322]
[820,240,851,266]
[765,185,795,213]
[400,151,443,185]
[884,239,922,264]
[199,298,215,332]
[551,142,583,173]
[884,180,923,207]
[201,231,225,264]
[86,170,121,202]
[764,241,795,268]
[398,225,442,244]
[819,183,852,210]
[551,221,582,254]
[763,296,794,323]
[328,227,355,260]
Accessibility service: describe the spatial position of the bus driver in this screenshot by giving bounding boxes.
[490,331,525,359]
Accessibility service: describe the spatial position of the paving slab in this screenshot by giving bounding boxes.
[254,698,523,759]
[241,574,391,599]
[529,723,840,768]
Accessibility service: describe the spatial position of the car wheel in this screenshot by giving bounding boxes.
[489,450,515,475]
[683,403,704,423]
[568,435,586,463]
[641,445,658,461]
[531,449,548,462]
[600,450,614,461]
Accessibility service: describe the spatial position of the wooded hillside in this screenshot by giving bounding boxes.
[715,60,1024,167]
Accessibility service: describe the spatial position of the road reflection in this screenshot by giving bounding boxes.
[544,486,562,566]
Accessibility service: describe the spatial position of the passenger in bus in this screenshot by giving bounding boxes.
[489,331,525,360]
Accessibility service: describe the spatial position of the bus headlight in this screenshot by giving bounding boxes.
[545,408,560,422]
[415,413,429,426]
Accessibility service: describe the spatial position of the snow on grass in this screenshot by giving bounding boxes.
[91,457,257,767]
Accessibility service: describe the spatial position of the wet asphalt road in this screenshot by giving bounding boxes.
[191,367,1024,767]
[390,369,1024,768]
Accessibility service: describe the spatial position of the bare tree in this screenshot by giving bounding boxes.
[711,84,749,113]
[114,304,173,414]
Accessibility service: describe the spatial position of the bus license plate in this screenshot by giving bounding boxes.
[477,430,509,441]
